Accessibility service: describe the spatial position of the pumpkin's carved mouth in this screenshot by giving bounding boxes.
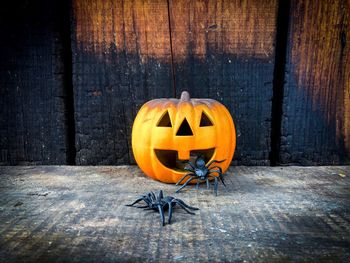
[154,148,215,172]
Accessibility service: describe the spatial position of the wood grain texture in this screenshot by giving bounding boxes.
[74,0,172,61]
[72,0,173,164]
[169,0,278,165]
[169,0,276,61]
[281,0,350,164]
[0,1,70,165]
[1,165,349,261]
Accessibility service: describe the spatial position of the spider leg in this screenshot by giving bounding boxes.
[135,205,149,209]
[209,166,222,173]
[175,173,194,186]
[206,159,226,168]
[219,174,226,187]
[125,197,146,207]
[185,161,196,170]
[207,174,217,179]
[150,192,156,201]
[175,177,195,193]
[214,176,219,196]
[184,167,195,173]
[143,207,156,210]
[195,180,200,189]
[177,160,196,171]
[206,178,210,189]
[167,202,173,224]
[158,190,164,199]
[172,200,196,215]
[157,204,165,226]
[173,199,199,210]
[209,169,226,185]
[208,170,221,175]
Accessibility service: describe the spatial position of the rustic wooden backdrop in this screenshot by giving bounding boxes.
[0,0,349,165]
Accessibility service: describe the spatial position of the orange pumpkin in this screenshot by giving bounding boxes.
[131,91,236,183]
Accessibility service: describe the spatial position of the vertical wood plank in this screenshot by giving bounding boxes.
[0,0,70,164]
[169,0,278,165]
[72,0,173,164]
[281,0,350,164]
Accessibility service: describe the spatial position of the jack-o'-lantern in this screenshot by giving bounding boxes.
[131,91,236,183]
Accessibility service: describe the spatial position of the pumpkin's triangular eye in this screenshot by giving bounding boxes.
[200,111,213,126]
[157,111,172,127]
[176,118,193,136]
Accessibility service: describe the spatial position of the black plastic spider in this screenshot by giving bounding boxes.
[126,190,199,226]
[175,156,226,196]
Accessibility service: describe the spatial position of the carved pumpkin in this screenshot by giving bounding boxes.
[132,91,236,183]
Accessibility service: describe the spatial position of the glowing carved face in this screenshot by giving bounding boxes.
[132,91,236,183]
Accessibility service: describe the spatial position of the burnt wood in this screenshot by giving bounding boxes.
[1,0,349,165]
[280,0,350,164]
[168,0,278,165]
[0,0,72,165]
[71,0,173,164]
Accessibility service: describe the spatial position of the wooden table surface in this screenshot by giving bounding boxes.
[0,166,349,262]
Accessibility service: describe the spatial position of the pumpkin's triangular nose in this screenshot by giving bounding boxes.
[176,118,193,136]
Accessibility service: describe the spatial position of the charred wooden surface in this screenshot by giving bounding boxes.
[280,0,350,164]
[72,0,278,165]
[168,0,278,165]
[0,166,349,262]
[0,0,72,165]
[72,0,173,165]
[1,0,350,166]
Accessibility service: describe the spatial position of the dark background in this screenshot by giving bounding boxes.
[1,0,349,166]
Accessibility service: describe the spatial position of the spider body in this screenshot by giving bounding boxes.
[126,190,198,226]
[176,156,226,196]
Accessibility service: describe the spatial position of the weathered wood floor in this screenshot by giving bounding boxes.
[0,166,349,262]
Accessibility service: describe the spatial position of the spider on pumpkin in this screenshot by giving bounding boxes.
[126,190,199,226]
[175,156,226,196]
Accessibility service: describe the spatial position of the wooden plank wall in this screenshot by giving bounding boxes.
[72,0,278,165]
[0,0,73,165]
[0,0,349,165]
[280,0,350,164]
[168,0,277,165]
[72,0,173,164]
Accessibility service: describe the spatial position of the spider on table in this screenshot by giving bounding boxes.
[126,190,198,226]
[175,155,226,196]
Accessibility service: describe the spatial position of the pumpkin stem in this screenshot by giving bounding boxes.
[180,91,190,101]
